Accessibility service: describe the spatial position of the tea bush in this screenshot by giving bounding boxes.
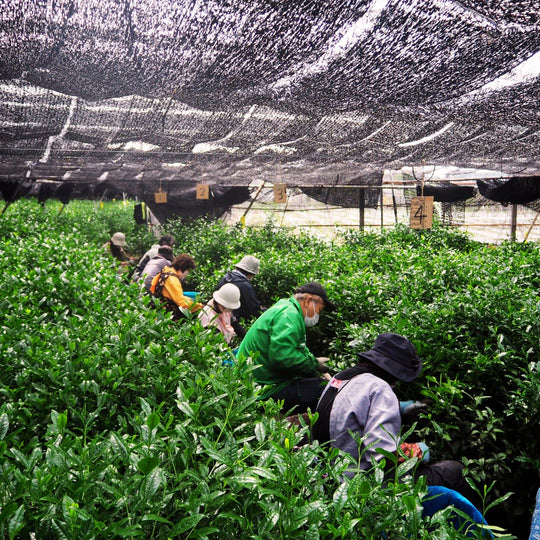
[1,198,537,538]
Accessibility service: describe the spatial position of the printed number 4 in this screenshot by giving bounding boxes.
[415,204,425,221]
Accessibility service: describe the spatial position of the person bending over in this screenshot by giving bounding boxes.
[150,253,202,320]
[237,282,335,414]
[313,332,475,500]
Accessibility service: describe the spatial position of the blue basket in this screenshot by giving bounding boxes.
[184,291,199,299]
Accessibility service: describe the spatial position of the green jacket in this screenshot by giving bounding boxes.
[237,297,319,399]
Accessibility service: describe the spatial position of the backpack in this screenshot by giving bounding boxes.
[152,271,185,321]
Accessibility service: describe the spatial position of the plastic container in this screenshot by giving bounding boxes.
[183,291,199,300]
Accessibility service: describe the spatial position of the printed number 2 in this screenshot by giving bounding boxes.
[197,185,209,199]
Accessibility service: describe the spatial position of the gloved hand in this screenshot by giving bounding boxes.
[398,442,430,463]
[399,400,429,417]
[317,357,330,373]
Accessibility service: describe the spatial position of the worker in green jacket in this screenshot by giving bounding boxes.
[237,282,336,414]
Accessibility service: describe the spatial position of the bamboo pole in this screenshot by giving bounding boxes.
[523,210,539,243]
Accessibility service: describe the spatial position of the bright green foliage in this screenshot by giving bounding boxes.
[0,199,536,538]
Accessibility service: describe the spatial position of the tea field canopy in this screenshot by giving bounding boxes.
[1,0,539,223]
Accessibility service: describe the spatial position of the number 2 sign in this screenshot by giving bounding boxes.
[196,184,210,199]
[410,196,434,229]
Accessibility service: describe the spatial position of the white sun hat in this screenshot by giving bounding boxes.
[213,283,241,310]
[235,255,260,275]
[111,232,127,247]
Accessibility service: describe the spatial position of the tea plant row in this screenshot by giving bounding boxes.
[0,198,537,538]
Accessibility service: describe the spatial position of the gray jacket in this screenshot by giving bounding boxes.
[320,372,401,470]
[131,244,160,282]
[142,256,171,293]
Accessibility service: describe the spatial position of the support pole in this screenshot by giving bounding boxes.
[524,210,539,243]
[359,188,365,231]
[510,203,518,242]
[392,185,398,224]
[239,181,266,224]
[380,188,384,231]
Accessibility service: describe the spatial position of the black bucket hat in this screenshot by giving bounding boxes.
[295,281,336,311]
[358,333,422,382]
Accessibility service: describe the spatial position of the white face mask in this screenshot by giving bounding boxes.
[304,301,320,327]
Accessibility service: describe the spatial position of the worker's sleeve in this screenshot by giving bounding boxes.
[267,310,318,377]
[360,385,401,465]
[150,273,159,295]
[119,248,132,262]
[163,274,183,305]
[198,305,217,328]
[162,275,196,310]
[240,284,262,318]
[131,254,150,281]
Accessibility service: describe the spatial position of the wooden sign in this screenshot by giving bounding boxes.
[196,184,210,199]
[410,196,434,229]
[273,183,287,203]
[154,191,167,204]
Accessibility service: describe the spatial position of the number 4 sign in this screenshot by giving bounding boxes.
[410,196,434,229]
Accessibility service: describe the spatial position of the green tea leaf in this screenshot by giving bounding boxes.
[137,456,160,475]
[254,421,266,443]
[110,433,129,459]
[144,468,162,498]
[170,513,204,535]
[142,514,172,524]
[234,472,260,485]
[56,412,68,432]
[146,412,160,430]
[397,458,419,478]
[332,481,348,513]
[244,466,277,482]
[176,401,195,418]
[0,413,9,440]
[8,505,24,540]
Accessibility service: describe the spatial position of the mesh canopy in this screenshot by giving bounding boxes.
[0,0,539,216]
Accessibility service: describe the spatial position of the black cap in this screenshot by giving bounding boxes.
[294,281,336,311]
[158,245,174,261]
[358,333,422,382]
